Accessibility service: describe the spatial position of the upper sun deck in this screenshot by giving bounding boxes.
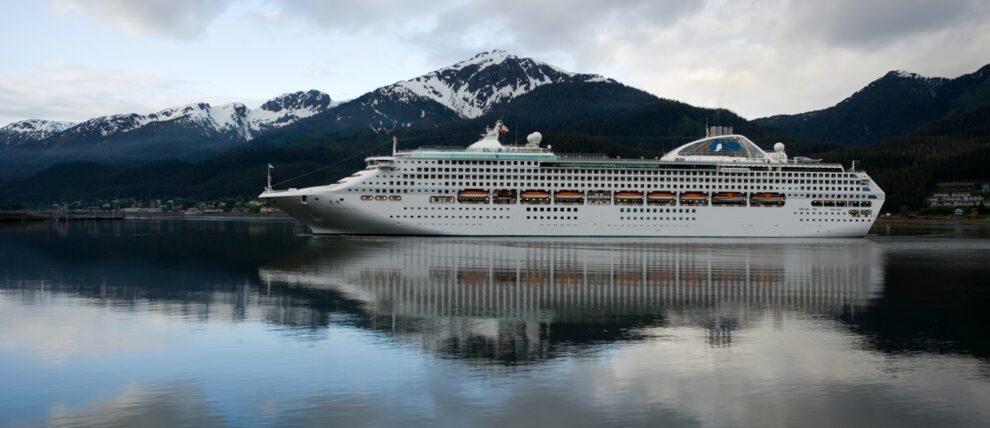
[402,145,557,161]
[376,123,845,172]
[660,134,781,162]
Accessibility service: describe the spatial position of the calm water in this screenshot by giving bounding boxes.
[1,219,989,427]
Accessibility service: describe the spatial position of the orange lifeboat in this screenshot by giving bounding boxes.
[751,192,784,200]
[679,191,708,206]
[614,191,644,205]
[750,192,785,206]
[712,191,747,205]
[554,190,584,204]
[647,191,676,206]
[614,191,644,199]
[554,190,584,199]
[457,189,489,204]
[647,191,676,200]
[521,190,550,198]
[521,189,551,204]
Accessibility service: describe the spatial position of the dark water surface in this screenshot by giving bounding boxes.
[1,219,989,427]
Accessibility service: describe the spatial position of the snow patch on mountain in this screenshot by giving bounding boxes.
[58,91,336,143]
[247,90,338,134]
[380,50,614,118]
[0,119,76,144]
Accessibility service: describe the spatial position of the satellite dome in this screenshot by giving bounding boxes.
[774,142,785,153]
[526,132,542,147]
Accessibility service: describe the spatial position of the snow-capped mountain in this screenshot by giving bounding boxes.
[0,119,76,145]
[6,51,612,146]
[1,50,628,178]
[48,90,335,146]
[249,90,337,133]
[376,50,613,119]
[328,50,616,134]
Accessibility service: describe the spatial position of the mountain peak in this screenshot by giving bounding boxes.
[449,49,516,70]
[260,90,333,113]
[0,119,76,145]
[382,50,613,118]
[883,70,932,80]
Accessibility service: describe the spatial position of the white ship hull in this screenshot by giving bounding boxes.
[262,189,881,237]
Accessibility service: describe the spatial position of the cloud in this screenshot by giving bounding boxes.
[43,382,226,427]
[0,63,195,125]
[783,0,984,49]
[422,0,705,62]
[0,293,170,365]
[51,0,234,40]
[263,0,990,117]
[20,0,990,120]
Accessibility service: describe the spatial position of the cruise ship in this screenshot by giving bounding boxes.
[260,122,885,237]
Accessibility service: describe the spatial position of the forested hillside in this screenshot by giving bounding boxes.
[815,104,990,209]
[757,64,990,145]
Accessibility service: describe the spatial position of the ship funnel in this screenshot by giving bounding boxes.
[706,126,733,137]
[526,132,542,147]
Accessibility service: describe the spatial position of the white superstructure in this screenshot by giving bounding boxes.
[260,123,885,237]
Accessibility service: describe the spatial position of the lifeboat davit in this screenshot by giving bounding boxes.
[492,189,517,204]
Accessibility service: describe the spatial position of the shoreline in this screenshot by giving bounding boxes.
[0,210,292,222]
[875,216,990,226]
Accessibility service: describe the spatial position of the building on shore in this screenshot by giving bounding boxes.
[927,192,985,207]
[927,182,986,208]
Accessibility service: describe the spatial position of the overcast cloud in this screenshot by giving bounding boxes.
[0,0,988,125]
[52,0,233,40]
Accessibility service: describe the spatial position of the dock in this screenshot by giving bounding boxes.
[0,211,124,222]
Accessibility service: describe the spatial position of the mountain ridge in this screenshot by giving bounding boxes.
[756,63,990,145]
[381,49,612,119]
[0,119,76,145]
[42,89,336,147]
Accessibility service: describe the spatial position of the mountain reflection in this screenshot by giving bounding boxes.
[260,237,884,362]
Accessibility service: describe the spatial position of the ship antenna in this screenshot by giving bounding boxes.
[266,163,273,192]
[392,136,397,156]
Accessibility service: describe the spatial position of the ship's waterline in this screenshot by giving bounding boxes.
[262,123,884,237]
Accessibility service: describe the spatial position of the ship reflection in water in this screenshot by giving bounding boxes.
[261,237,884,363]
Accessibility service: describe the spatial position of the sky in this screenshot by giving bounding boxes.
[1,0,988,126]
